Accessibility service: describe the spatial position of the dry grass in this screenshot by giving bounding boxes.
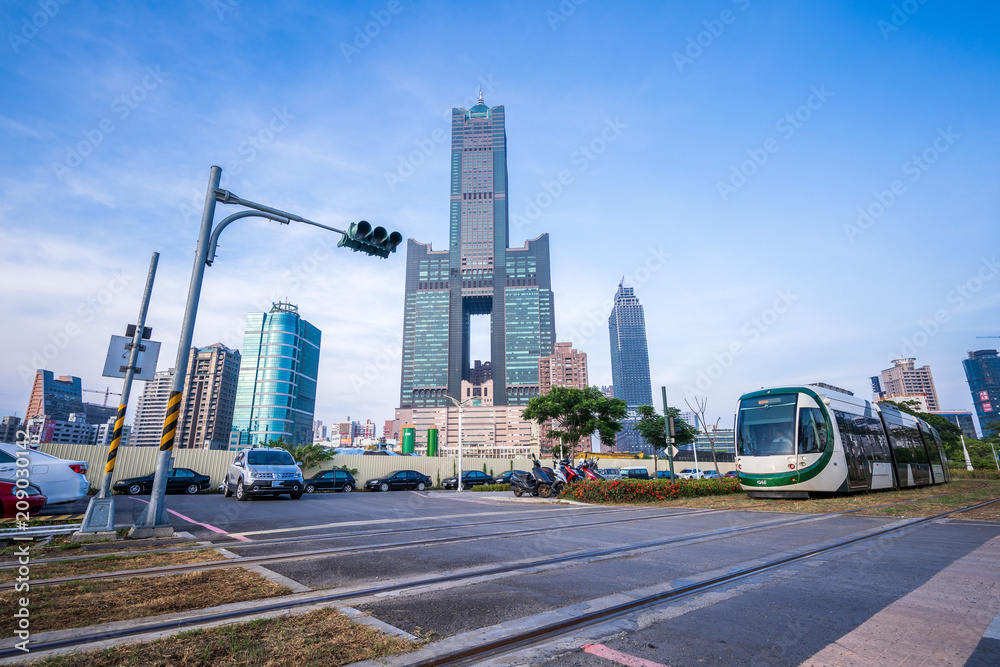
[0,568,288,635]
[32,607,417,667]
[0,548,227,584]
[648,480,1000,519]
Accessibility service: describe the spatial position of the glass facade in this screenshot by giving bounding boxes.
[399,94,556,409]
[964,349,1000,437]
[608,283,654,453]
[229,302,321,449]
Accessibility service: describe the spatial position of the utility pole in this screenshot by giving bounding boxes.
[661,386,675,482]
[74,252,159,542]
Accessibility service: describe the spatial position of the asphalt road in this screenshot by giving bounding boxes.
[52,489,1000,665]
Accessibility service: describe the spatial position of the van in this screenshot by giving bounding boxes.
[619,466,650,480]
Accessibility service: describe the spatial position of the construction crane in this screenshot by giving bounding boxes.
[82,387,122,407]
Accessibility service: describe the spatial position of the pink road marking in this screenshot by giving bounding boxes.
[132,498,251,542]
[583,643,670,667]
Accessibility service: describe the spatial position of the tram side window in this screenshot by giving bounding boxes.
[798,408,828,454]
[865,416,890,462]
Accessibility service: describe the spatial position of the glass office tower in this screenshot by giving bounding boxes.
[609,282,654,453]
[229,302,321,449]
[964,349,1000,437]
[400,94,556,409]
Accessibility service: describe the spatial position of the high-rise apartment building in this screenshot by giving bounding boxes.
[174,344,241,450]
[399,93,556,411]
[132,368,176,447]
[538,342,589,453]
[25,370,83,421]
[878,357,940,411]
[963,349,1000,437]
[608,282,654,453]
[230,302,321,448]
[0,416,21,444]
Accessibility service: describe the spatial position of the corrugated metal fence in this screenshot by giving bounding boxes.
[37,443,541,489]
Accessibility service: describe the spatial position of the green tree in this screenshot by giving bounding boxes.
[881,401,965,462]
[522,386,628,460]
[633,405,698,453]
[267,440,335,471]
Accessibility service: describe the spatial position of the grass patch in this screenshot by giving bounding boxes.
[0,567,288,635]
[0,548,227,584]
[31,606,416,667]
[472,483,511,492]
[0,535,200,562]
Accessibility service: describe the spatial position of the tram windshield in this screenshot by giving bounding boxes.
[737,394,798,456]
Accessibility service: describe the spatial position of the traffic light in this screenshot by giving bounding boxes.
[337,220,403,258]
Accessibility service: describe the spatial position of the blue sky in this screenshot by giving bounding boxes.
[2,0,998,432]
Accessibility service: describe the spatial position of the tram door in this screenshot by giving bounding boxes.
[835,412,869,490]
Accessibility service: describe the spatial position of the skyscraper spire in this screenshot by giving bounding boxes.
[477,88,484,105]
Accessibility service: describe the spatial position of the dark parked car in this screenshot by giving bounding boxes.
[1,480,46,518]
[723,470,739,478]
[364,470,433,492]
[442,470,495,490]
[303,469,357,494]
[113,467,212,495]
[491,470,524,485]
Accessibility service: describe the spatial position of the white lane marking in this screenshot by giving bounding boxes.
[230,507,584,537]
[985,610,1000,640]
[802,533,1000,666]
[584,643,670,666]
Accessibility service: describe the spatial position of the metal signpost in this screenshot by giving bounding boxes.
[74,252,160,541]
[661,386,676,482]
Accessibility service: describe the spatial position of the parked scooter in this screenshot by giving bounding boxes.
[510,454,556,498]
[576,458,606,480]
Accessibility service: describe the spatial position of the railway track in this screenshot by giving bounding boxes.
[1,492,995,661]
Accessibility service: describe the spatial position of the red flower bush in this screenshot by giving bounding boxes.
[560,478,741,504]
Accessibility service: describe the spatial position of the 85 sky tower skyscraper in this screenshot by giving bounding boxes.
[399,93,556,409]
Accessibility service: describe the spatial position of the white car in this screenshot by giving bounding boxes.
[0,443,90,504]
[676,468,705,480]
[597,468,621,480]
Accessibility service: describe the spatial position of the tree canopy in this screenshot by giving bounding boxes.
[267,439,335,471]
[522,386,628,459]
[633,405,698,452]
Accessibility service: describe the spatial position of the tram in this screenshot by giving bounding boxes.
[735,385,950,498]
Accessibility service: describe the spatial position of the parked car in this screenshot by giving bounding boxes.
[0,443,89,504]
[676,468,705,480]
[619,466,650,480]
[723,471,739,478]
[702,470,721,480]
[597,468,621,480]
[223,447,304,500]
[492,470,524,485]
[655,470,680,479]
[0,479,46,518]
[303,469,357,494]
[442,470,495,490]
[113,467,212,495]
[364,470,433,492]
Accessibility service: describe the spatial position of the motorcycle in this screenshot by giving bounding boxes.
[576,458,605,480]
[510,454,556,498]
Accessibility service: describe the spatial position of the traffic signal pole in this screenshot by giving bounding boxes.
[131,166,402,539]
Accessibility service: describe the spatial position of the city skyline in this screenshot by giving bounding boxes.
[2,2,998,432]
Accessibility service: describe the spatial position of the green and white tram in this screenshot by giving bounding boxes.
[735,385,950,498]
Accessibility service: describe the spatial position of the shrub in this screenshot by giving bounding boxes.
[472,483,511,492]
[560,478,742,504]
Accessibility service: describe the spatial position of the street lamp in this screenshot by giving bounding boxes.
[131,165,401,538]
[444,394,473,492]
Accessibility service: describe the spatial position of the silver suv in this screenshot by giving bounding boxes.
[224,447,304,500]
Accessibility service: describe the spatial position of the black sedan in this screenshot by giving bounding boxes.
[113,468,212,495]
[442,470,495,490]
[364,470,432,492]
[491,470,525,485]
[303,469,357,493]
